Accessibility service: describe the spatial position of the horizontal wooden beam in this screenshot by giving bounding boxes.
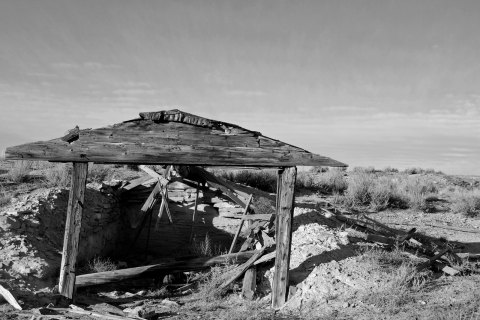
[75,250,258,288]
[5,120,347,168]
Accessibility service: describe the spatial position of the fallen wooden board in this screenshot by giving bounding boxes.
[76,250,258,288]
[221,213,272,221]
[138,165,169,186]
[229,195,253,254]
[217,247,266,293]
[253,251,276,265]
[0,284,22,310]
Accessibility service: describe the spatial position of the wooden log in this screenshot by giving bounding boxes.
[242,267,257,300]
[0,284,22,310]
[228,195,253,254]
[75,251,258,288]
[272,167,296,309]
[58,162,88,299]
[365,234,395,246]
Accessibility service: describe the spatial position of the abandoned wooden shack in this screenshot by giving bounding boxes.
[5,109,346,308]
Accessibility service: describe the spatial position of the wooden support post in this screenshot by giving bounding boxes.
[271,166,296,309]
[58,162,88,299]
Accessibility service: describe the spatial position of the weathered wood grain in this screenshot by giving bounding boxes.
[242,267,257,300]
[58,162,88,299]
[272,167,296,309]
[228,195,253,254]
[5,116,347,167]
[75,251,258,288]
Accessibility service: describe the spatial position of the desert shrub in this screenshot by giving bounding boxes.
[88,256,117,273]
[383,166,399,173]
[399,176,438,210]
[404,167,425,174]
[451,190,480,217]
[0,187,11,207]
[309,166,329,173]
[6,160,32,183]
[218,170,277,193]
[360,249,428,313]
[352,166,376,173]
[44,163,71,188]
[313,169,348,193]
[88,164,115,183]
[197,261,239,300]
[342,172,376,207]
[125,164,139,171]
[341,172,436,211]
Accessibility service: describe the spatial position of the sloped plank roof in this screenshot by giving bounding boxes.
[5,109,346,167]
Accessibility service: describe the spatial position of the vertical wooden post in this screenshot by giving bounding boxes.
[272,166,297,309]
[58,162,88,299]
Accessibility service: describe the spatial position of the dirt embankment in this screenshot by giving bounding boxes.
[0,182,123,295]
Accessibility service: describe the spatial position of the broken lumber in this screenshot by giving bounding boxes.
[222,213,272,221]
[0,284,22,310]
[138,165,169,186]
[242,267,257,300]
[216,247,266,293]
[75,250,258,288]
[253,251,276,265]
[229,195,253,254]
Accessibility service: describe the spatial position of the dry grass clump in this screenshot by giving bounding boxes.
[88,256,118,273]
[0,186,11,207]
[6,160,32,183]
[451,190,480,217]
[191,233,225,257]
[44,163,71,188]
[359,248,429,314]
[196,262,239,301]
[88,164,116,183]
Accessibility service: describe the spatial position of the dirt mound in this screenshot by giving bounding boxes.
[0,183,123,293]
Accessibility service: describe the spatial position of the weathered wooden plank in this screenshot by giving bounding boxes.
[138,165,169,186]
[75,251,258,288]
[221,213,272,221]
[6,138,346,168]
[228,195,253,254]
[58,162,89,299]
[216,247,266,293]
[272,167,296,309]
[0,284,22,310]
[242,267,257,300]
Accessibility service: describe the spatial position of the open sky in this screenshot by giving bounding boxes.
[1,0,479,175]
